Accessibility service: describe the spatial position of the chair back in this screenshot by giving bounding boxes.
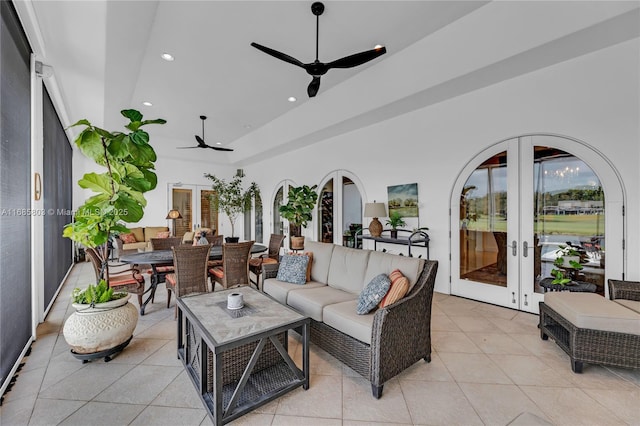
[86,247,105,282]
[171,245,211,297]
[209,235,224,246]
[267,234,286,261]
[220,241,254,288]
[151,237,182,251]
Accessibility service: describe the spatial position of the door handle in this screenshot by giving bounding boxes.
[511,240,517,256]
[523,241,529,257]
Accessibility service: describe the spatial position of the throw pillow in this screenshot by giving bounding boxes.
[357,273,391,315]
[276,254,309,285]
[379,269,410,308]
[288,251,314,282]
[156,231,170,238]
[120,233,137,244]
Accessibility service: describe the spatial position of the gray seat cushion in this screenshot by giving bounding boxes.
[287,286,357,321]
[323,300,375,345]
[364,251,425,292]
[614,298,640,314]
[304,241,335,284]
[544,292,640,335]
[327,245,371,295]
[263,279,326,305]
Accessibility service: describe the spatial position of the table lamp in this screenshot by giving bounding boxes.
[364,202,387,237]
[166,209,182,236]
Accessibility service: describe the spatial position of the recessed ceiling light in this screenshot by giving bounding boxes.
[215,142,222,145]
[288,96,297,102]
[374,44,384,49]
[161,52,174,61]
[243,124,252,129]
[142,101,153,106]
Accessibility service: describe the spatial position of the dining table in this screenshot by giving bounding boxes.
[120,243,267,315]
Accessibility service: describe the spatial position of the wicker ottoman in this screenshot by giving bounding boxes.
[539,292,640,372]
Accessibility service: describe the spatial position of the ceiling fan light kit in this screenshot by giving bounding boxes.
[176,115,233,152]
[251,1,386,98]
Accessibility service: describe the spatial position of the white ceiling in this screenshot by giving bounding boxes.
[17,1,640,166]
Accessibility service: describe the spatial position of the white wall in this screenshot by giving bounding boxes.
[241,39,639,294]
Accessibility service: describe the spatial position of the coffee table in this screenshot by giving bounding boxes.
[176,287,309,425]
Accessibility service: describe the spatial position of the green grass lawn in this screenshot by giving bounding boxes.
[465,214,604,236]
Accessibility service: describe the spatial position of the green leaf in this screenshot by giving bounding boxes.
[120,186,147,207]
[68,119,91,128]
[121,109,143,122]
[76,129,104,161]
[78,172,115,196]
[125,177,152,193]
[94,127,114,139]
[141,169,157,190]
[141,118,167,125]
[107,134,128,158]
[115,194,144,222]
[130,130,149,145]
[126,121,141,131]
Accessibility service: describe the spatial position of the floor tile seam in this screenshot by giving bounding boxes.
[455,382,496,425]
[42,399,91,426]
[395,373,418,426]
[517,384,627,425]
[602,367,640,388]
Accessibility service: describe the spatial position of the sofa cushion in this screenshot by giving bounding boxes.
[544,292,640,335]
[129,227,145,242]
[287,286,358,322]
[379,269,409,308]
[304,241,335,284]
[364,251,425,292]
[122,241,148,251]
[327,245,371,295]
[156,231,170,238]
[120,233,137,244]
[288,251,313,282]
[145,226,170,241]
[614,299,640,314]
[276,254,309,285]
[357,273,391,314]
[263,279,326,305]
[323,300,374,345]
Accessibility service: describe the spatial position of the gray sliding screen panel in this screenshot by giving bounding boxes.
[42,88,72,308]
[0,1,33,389]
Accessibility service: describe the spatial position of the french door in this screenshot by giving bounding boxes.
[451,135,624,313]
[272,180,295,245]
[316,171,364,245]
[169,184,218,238]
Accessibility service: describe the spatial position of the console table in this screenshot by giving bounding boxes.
[357,228,429,258]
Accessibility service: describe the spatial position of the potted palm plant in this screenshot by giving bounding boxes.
[279,184,318,249]
[62,109,165,360]
[204,173,260,242]
[386,211,407,239]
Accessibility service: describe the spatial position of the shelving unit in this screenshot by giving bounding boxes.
[356,228,429,258]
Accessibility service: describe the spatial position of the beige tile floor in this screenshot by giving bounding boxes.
[1,262,639,426]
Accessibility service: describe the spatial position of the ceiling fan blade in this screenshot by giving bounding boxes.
[251,42,305,69]
[195,135,206,146]
[307,76,321,98]
[210,146,234,152]
[327,46,386,69]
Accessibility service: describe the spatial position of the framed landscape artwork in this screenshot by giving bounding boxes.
[387,183,419,217]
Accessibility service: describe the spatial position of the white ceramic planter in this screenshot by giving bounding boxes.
[63,294,138,355]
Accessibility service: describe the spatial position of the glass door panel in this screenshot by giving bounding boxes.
[273,186,284,235]
[319,179,334,243]
[170,185,219,239]
[172,188,193,238]
[200,190,217,231]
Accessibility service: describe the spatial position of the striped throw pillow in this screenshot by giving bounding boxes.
[379,269,409,308]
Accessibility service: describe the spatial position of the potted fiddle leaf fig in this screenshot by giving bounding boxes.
[204,173,260,242]
[62,109,165,360]
[279,184,318,249]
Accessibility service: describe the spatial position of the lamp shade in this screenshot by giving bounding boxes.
[364,202,387,218]
[166,209,182,219]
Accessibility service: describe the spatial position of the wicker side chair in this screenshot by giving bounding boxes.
[209,241,254,289]
[608,279,640,302]
[249,234,285,289]
[206,235,225,268]
[86,245,145,309]
[165,245,211,317]
[150,237,183,250]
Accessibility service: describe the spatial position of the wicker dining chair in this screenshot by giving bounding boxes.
[86,245,145,307]
[165,244,211,317]
[147,237,183,286]
[207,234,225,268]
[248,234,285,289]
[209,241,255,289]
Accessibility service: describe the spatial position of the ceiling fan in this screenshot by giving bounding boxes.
[251,1,386,98]
[177,115,233,152]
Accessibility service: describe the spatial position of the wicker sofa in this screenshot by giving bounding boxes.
[262,241,438,398]
[539,279,640,373]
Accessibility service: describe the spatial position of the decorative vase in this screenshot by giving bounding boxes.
[225,237,240,243]
[63,294,138,357]
[390,230,398,239]
[290,236,305,250]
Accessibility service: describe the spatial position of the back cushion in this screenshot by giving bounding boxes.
[304,241,335,284]
[145,226,170,241]
[327,245,371,294]
[364,251,425,292]
[129,227,144,242]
